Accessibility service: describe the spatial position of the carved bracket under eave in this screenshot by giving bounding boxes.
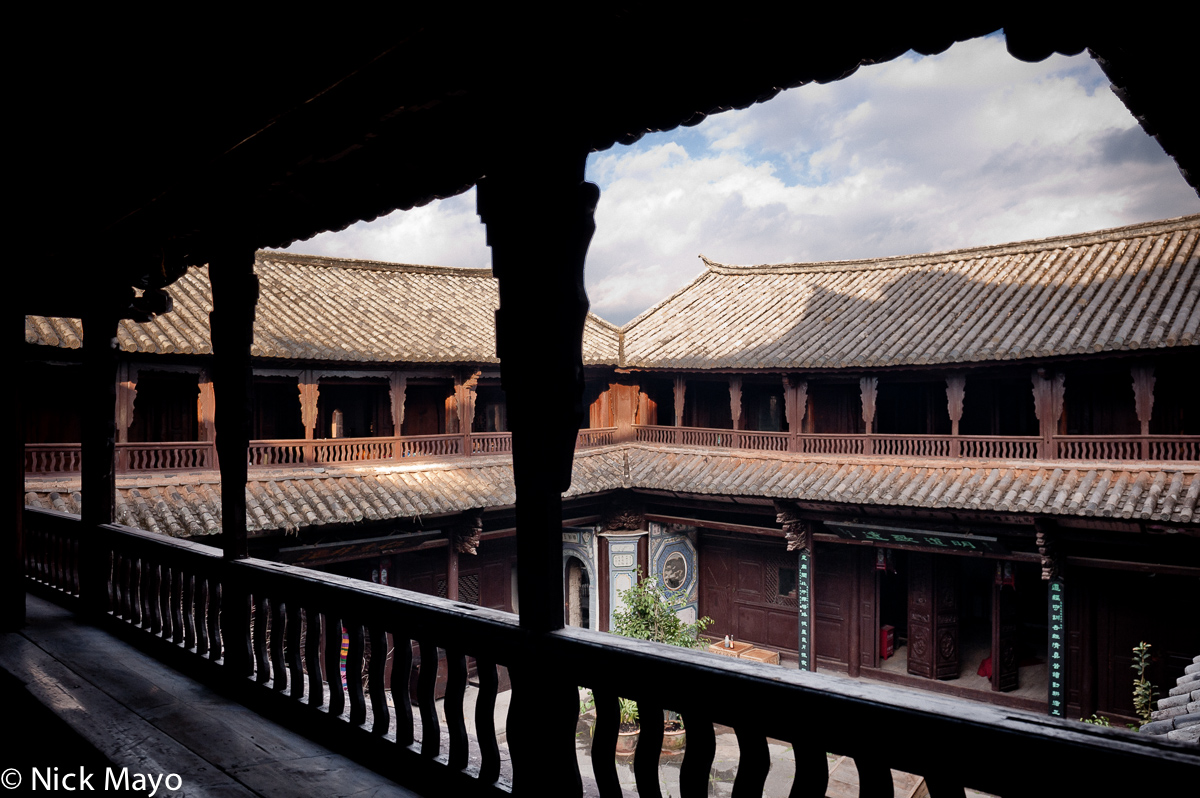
[449,508,483,555]
[775,500,812,552]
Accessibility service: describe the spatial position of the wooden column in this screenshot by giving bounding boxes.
[209,246,258,680]
[80,306,123,610]
[478,143,594,797]
[673,375,686,444]
[390,372,407,461]
[1032,370,1065,459]
[299,370,319,464]
[1131,365,1155,458]
[860,376,878,455]
[776,501,814,671]
[115,363,137,472]
[198,369,217,469]
[729,376,743,446]
[6,309,26,629]
[946,374,965,458]
[783,376,806,452]
[456,370,479,455]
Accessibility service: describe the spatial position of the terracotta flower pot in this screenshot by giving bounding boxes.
[661,726,686,752]
[616,728,639,754]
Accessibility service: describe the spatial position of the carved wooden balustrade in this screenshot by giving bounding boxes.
[24,430,1200,478]
[633,426,1200,462]
[22,506,1197,797]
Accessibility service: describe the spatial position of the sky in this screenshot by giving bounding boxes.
[279,33,1199,326]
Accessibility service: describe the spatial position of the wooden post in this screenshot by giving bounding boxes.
[946,374,965,458]
[446,544,460,601]
[115,363,137,473]
[390,371,407,460]
[673,375,686,445]
[1032,370,1065,460]
[198,369,217,469]
[80,306,123,610]
[729,375,742,447]
[783,376,806,453]
[860,376,877,456]
[457,370,479,455]
[299,370,319,464]
[209,246,258,680]
[1131,365,1154,458]
[6,308,26,629]
[478,141,593,797]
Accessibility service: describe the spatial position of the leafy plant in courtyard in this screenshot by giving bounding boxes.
[1131,641,1157,728]
[612,568,712,649]
[610,569,712,732]
[1080,714,1112,727]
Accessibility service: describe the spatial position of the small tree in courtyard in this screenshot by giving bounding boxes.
[612,568,712,648]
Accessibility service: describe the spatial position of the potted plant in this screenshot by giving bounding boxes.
[611,568,712,752]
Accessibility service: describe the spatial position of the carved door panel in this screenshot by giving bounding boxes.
[908,554,960,680]
[992,569,1019,692]
[701,544,734,639]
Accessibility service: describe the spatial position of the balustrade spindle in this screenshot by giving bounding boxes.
[732,726,771,798]
[270,599,287,691]
[158,565,172,639]
[171,570,184,645]
[207,581,222,660]
[417,640,440,757]
[923,776,967,798]
[790,744,830,798]
[346,620,367,726]
[678,711,716,798]
[589,689,620,797]
[253,595,270,684]
[148,562,162,635]
[388,632,414,746]
[287,602,304,698]
[855,759,894,798]
[634,699,665,798]
[368,626,389,735]
[194,577,209,657]
[474,657,501,785]
[305,609,324,708]
[141,559,154,629]
[325,617,346,718]
[182,574,196,649]
[444,648,469,769]
[119,555,132,620]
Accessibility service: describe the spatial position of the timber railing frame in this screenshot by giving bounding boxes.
[22,506,1199,797]
[23,428,622,476]
[631,426,1200,462]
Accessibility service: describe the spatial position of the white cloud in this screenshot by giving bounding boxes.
[276,35,1199,326]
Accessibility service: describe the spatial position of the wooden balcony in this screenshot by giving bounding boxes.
[633,425,1200,462]
[24,428,620,476]
[21,506,1198,797]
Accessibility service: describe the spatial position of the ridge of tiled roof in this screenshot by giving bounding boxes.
[621,215,1200,370]
[25,252,622,366]
[23,443,1200,537]
[699,215,1200,276]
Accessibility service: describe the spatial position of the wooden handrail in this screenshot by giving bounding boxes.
[21,506,1198,798]
[24,430,1200,478]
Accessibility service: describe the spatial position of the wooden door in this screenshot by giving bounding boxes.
[991,567,1019,692]
[907,553,960,680]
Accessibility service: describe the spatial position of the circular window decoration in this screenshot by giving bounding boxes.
[662,551,687,591]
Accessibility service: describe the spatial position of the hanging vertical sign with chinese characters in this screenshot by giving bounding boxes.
[797,550,812,671]
[1048,577,1066,717]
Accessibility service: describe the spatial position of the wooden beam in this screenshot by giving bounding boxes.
[645,513,783,538]
[1064,556,1200,577]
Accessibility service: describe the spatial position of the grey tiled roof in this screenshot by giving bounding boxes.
[24,443,1199,537]
[24,252,621,366]
[620,215,1200,369]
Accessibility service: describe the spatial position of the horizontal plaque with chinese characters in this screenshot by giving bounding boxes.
[826,522,1008,554]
